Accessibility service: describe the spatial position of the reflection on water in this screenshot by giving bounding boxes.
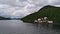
[0,20,60,34]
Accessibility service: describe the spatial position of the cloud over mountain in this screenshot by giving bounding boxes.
[0,0,59,18]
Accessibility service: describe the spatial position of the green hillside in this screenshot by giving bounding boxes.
[21,5,60,23]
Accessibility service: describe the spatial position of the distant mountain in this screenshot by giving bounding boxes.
[21,5,60,23]
[10,18,21,20]
[0,16,11,20]
[0,16,21,20]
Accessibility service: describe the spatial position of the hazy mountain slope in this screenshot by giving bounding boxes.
[0,16,11,20]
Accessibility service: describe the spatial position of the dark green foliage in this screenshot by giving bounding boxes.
[21,5,60,23]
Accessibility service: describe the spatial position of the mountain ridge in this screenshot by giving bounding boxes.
[21,5,60,23]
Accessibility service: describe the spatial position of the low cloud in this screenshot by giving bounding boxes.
[0,0,59,18]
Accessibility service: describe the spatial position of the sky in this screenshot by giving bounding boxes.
[0,0,60,18]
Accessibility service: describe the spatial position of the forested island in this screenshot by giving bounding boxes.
[21,5,60,23]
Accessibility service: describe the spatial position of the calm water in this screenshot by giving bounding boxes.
[0,20,60,34]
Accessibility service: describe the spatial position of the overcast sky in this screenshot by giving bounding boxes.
[0,0,60,18]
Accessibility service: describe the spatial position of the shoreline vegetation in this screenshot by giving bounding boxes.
[21,5,60,24]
